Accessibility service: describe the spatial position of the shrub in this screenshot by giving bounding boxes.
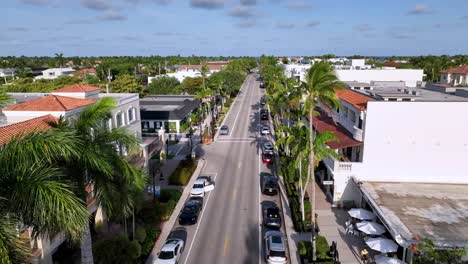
[159,189,182,203]
[316,236,332,262]
[140,227,160,256]
[135,226,147,243]
[93,235,141,264]
[168,160,197,185]
[298,241,313,263]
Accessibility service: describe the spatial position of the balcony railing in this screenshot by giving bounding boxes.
[323,157,362,174]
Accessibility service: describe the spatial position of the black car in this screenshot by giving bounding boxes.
[263,204,282,228]
[260,97,267,106]
[178,199,202,225]
[261,173,278,195]
[260,109,269,121]
[260,82,265,88]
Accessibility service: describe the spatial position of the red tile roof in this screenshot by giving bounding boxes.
[74,68,97,77]
[383,61,400,68]
[335,88,374,111]
[0,115,58,145]
[312,111,362,149]
[2,95,95,112]
[53,84,100,93]
[440,65,468,74]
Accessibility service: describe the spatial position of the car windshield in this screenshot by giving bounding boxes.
[158,250,174,259]
[264,154,273,159]
[269,250,285,258]
[221,126,228,130]
[193,183,204,189]
[267,208,280,218]
[264,144,273,149]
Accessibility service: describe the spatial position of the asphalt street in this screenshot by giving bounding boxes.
[168,74,287,264]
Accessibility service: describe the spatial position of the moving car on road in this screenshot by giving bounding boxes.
[190,177,215,198]
[264,230,287,264]
[261,173,278,195]
[219,125,229,135]
[263,204,282,229]
[178,199,203,225]
[155,238,184,264]
[261,126,270,135]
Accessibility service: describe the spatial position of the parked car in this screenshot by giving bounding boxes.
[260,109,269,121]
[260,82,265,88]
[155,238,184,264]
[262,142,274,154]
[261,126,270,135]
[264,231,287,264]
[263,204,282,229]
[262,152,274,165]
[219,125,229,135]
[260,97,267,106]
[261,173,278,195]
[178,199,203,225]
[190,177,215,198]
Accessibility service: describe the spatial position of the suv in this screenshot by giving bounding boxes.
[190,177,215,198]
[261,173,278,195]
[264,230,287,264]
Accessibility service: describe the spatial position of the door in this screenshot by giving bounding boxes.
[204,182,215,192]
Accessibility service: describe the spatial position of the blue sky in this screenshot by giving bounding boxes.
[1,0,468,56]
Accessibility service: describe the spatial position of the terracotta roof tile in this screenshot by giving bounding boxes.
[312,111,362,149]
[0,115,57,145]
[53,84,100,93]
[440,65,468,74]
[335,88,374,111]
[74,68,97,77]
[2,95,95,112]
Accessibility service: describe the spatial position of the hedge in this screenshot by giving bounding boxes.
[140,227,160,257]
[316,236,333,262]
[168,159,197,185]
[159,189,182,203]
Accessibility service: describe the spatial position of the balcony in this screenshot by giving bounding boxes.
[337,115,364,142]
[323,157,362,175]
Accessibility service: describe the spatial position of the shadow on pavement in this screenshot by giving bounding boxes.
[168,227,188,245]
[244,224,262,264]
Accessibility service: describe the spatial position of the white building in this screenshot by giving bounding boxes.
[148,63,225,83]
[440,65,468,86]
[281,63,312,82]
[34,68,75,80]
[335,69,424,87]
[0,68,15,77]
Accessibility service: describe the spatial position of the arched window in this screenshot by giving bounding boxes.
[128,107,135,123]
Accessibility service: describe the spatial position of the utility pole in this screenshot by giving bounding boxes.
[106,69,112,93]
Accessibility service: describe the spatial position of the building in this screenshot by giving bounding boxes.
[74,68,97,78]
[140,95,201,135]
[335,69,424,87]
[281,63,312,82]
[148,62,226,83]
[34,68,75,80]
[334,59,372,70]
[1,84,159,264]
[0,68,16,78]
[440,65,468,86]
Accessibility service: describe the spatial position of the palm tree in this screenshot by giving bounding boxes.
[54,53,64,68]
[0,90,12,105]
[301,62,344,260]
[52,97,147,264]
[277,121,338,221]
[0,130,90,263]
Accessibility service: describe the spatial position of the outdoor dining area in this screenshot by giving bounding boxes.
[345,208,407,264]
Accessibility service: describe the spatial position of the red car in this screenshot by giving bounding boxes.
[262,152,274,164]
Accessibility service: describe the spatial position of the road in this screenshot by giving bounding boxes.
[168,74,287,264]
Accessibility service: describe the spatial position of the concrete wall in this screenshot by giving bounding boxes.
[335,69,424,87]
[358,101,468,183]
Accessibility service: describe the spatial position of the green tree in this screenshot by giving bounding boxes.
[83,74,100,86]
[93,235,141,264]
[301,62,344,260]
[109,74,142,95]
[52,97,147,263]
[0,130,91,263]
[55,53,65,68]
[181,77,203,95]
[413,238,467,264]
[147,76,181,95]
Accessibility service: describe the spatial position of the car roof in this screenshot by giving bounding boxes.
[266,231,285,251]
[185,200,201,206]
[221,125,228,129]
[161,239,180,251]
[194,179,205,184]
[264,175,277,181]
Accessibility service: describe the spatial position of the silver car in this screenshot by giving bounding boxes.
[219,125,229,135]
[264,230,287,264]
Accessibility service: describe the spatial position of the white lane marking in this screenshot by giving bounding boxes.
[183,172,218,264]
[229,75,252,137]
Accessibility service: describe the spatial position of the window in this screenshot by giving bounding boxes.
[116,112,124,127]
[387,98,397,101]
[349,110,356,123]
[142,121,149,129]
[128,108,135,123]
[343,107,348,118]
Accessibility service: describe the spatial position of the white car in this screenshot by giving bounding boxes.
[264,231,287,264]
[190,177,215,198]
[261,126,270,135]
[155,238,184,264]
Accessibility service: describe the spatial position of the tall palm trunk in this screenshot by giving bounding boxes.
[308,107,317,261]
[299,159,305,221]
[81,223,94,264]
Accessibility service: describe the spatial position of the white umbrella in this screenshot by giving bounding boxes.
[366,237,398,253]
[375,255,407,264]
[348,208,376,220]
[356,221,386,235]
